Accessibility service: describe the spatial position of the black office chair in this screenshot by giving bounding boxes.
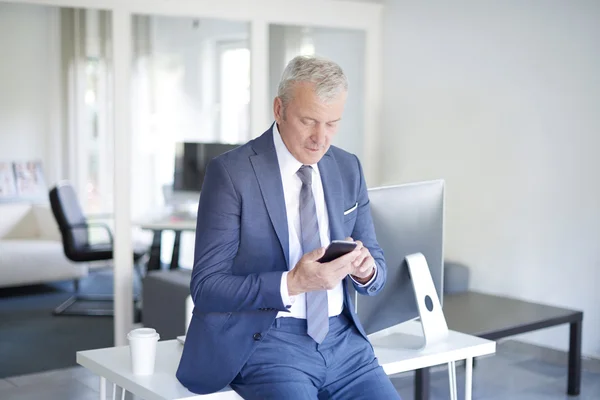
[49,182,147,316]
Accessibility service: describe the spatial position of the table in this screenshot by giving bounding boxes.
[77,321,495,400]
[442,291,583,396]
[136,211,196,271]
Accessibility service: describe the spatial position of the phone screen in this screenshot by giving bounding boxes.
[317,240,357,263]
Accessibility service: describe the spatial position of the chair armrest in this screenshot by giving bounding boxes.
[67,222,114,245]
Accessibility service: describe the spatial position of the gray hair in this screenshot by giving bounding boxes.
[277,55,348,114]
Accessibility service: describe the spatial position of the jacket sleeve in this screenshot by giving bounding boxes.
[349,155,387,296]
[189,157,287,313]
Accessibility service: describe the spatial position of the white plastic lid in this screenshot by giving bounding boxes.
[127,328,159,340]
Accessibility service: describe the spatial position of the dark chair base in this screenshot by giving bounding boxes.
[53,294,115,316]
[54,265,145,319]
[53,294,142,318]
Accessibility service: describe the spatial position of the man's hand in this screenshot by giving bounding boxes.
[346,238,376,284]
[287,246,360,296]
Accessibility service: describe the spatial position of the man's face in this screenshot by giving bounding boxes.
[274,82,347,165]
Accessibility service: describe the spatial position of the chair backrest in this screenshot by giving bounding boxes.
[49,182,89,260]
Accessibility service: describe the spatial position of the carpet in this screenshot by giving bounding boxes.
[0,269,140,378]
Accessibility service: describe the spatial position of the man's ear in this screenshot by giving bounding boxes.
[273,97,283,123]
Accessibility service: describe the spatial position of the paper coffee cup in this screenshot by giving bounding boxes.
[127,328,160,375]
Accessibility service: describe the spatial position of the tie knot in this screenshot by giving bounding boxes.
[297,165,313,186]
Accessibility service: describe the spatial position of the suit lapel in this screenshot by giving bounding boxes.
[249,129,290,269]
[318,151,345,241]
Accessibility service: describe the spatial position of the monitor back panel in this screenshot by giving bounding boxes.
[351,180,445,335]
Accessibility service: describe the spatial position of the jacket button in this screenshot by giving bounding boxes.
[369,286,377,293]
[253,333,262,341]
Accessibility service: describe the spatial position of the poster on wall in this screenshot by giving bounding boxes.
[14,161,46,198]
[0,160,47,202]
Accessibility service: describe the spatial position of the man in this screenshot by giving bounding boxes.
[177,55,400,399]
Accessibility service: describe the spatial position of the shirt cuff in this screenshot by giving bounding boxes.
[351,263,378,287]
[280,271,295,308]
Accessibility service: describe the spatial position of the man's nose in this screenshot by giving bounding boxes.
[311,124,327,145]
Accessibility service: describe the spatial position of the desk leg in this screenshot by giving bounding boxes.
[415,368,430,400]
[148,230,163,271]
[568,319,582,395]
[448,361,458,400]
[465,357,473,400]
[99,376,106,400]
[170,230,182,270]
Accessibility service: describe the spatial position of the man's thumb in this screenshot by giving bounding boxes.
[309,246,326,261]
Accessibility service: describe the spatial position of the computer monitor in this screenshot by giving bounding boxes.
[352,180,445,335]
[173,142,239,192]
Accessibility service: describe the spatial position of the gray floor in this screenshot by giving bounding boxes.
[0,269,142,378]
[0,340,598,400]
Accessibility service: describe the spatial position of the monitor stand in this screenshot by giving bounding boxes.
[362,252,448,351]
[402,252,449,350]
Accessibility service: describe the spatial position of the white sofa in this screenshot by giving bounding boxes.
[0,202,88,289]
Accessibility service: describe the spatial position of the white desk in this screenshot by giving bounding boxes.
[136,212,197,232]
[135,211,197,271]
[77,321,495,400]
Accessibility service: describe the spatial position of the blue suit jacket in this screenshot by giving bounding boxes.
[176,126,387,394]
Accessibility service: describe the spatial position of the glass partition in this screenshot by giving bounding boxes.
[0,3,116,222]
[131,15,251,268]
[79,10,114,215]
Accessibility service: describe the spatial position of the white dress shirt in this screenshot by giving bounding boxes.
[273,124,374,319]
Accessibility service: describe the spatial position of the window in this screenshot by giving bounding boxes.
[217,43,250,144]
[83,57,112,214]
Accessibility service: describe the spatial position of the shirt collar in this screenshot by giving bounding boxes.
[273,122,319,178]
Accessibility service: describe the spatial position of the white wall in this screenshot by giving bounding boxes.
[380,0,600,359]
[312,28,365,159]
[0,3,62,186]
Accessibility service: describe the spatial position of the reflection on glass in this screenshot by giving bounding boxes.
[269,24,365,159]
[131,16,251,268]
[131,16,251,215]
[84,56,110,214]
[62,9,113,215]
[219,46,250,144]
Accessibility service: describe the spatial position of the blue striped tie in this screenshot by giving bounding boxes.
[297,165,329,343]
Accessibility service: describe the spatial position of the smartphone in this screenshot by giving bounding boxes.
[317,240,358,263]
